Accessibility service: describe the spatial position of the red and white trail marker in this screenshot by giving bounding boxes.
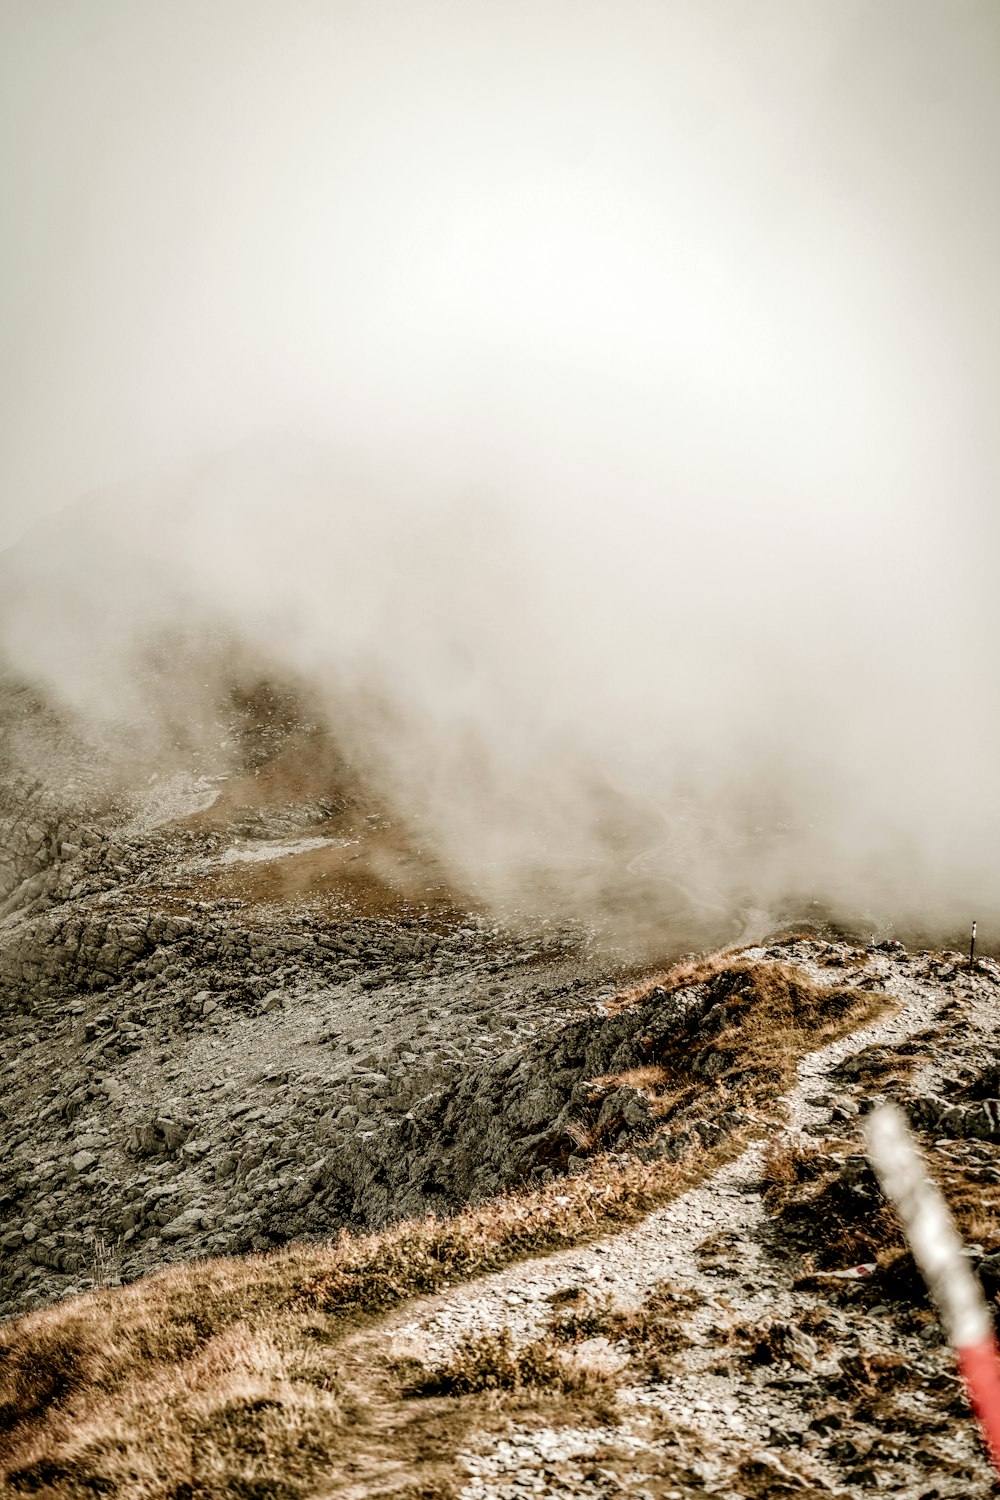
[865,1103,1000,1475]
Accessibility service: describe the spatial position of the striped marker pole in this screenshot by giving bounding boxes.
[865,1103,1000,1475]
[970,920,978,971]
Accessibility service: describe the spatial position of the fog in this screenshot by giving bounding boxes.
[2,1,999,946]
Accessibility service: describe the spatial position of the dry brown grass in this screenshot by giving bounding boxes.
[587,1065,697,1124]
[605,948,742,1013]
[761,1139,826,1193]
[639,957,891,1114]
[596,1063,671,1093]
[0,948,890,1498]
[578,958,889,1171]
[400,1327,614,1400]
[767,1129,1000,1290]
[0,1134,750,1495]
[689,959,885,1088]
[544,1281,700,1378]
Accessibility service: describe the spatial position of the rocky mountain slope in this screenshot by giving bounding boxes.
[3,645,860,1328]
[0,675,627,1322]
[386,940,1000,1497]
[3,672,1000,1498]
[3,934,1000,1497]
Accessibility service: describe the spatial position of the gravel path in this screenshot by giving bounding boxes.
[387,948,993,1497]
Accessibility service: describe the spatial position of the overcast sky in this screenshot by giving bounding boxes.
[2,0,999,548]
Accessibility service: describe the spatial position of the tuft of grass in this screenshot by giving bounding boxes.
[401,1327,611,1399]
[545,1281,699,1378]
[761,1139,826,1196]
[595,1063,672,1094]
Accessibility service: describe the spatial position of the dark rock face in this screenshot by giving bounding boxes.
[0,684,814,1322]
[0,898,605,1317]
[280,963,809,1237]
[127,1116,194,1156]
[910,1093,1000,1143]
[289,982,709,1231]
[0,720,624,1318]
[2,770,767,1323]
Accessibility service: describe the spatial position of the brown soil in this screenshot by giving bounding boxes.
[172,727,475,920]
[197,825,468,921]
[183,730,364,825]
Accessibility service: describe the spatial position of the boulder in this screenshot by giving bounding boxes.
[595,1085,654,1138]
[127,1114,194,1156]
[160,1207,204,1241]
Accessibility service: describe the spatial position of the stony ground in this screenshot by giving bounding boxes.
[0,676,731,1322]
[380,944,1000,1497]
[4,677,1000,1497]
[0,785,614,1317]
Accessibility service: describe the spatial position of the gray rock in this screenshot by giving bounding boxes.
[215,1151,239,1180]
[978,1252,1000,1298]
[127,1115,193,1156]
